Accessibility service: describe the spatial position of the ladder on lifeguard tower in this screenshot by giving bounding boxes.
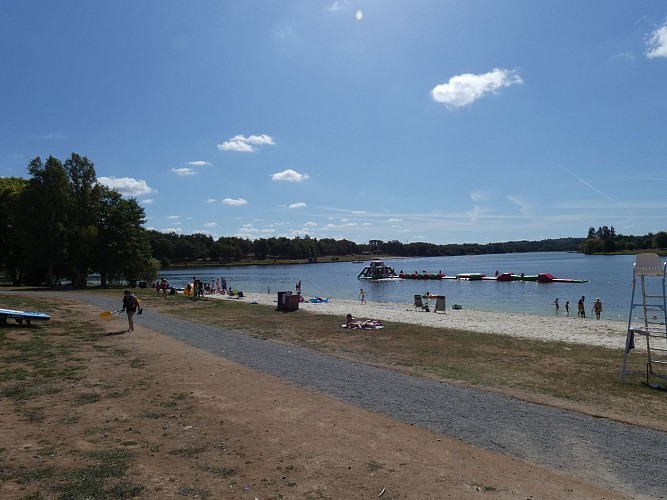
[621,253,667,384]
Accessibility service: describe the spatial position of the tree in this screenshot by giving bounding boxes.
[654,232,667,249]
[18,157,71,285]
[94,188,151,287]
[0,177,28,284]
[64,153,101,287]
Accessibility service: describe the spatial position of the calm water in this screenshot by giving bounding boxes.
[159,252,665,322]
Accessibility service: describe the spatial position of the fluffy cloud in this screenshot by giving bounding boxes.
[271,169,309,182]
[222,198,248,206]
[97,176,153,196]
[171,167,196,176]
[218,134,275,152]
[289,202,307,209]
[431,68,523,108]
[647,22,667,59]
[187,161,211,166]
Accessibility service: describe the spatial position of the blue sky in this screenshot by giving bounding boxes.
[1,1,666,245]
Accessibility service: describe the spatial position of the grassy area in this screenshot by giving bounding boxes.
[104,287,667,429]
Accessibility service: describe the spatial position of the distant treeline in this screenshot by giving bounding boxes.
[148,231,589,266]
[579,226,667,254]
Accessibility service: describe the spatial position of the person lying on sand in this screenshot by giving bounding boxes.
[345,314,383,329]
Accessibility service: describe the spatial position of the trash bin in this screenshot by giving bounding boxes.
[276,291,299,312]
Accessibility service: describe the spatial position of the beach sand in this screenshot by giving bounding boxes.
[207,291,630,350]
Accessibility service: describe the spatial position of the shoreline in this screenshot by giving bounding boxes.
[204,291,630,350]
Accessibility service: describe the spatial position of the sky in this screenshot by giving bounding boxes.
[1,1,666,245]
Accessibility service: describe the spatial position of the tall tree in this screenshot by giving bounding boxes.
[64,153,101,286]
[18,157,71,285]
[0,177,28,284]
[93,188,151,287]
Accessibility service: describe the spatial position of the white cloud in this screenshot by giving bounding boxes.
[289,202,307,209]
[272,169,309,182]
[222,197,248,206]
[205,198,216,204]
[142,198,155,205]
[188,160,211,166]
[162,227,183,234]
[171,167,196,176]
[97,176,153,196]
[167,215,180,220]
[218,134,275,152]
[646,22,667,59]
[386,218,403,222]
[304,221,317,227]
[431,68,523,108]
[470,190,490,202]
[507,195,530,216]
[204,222,218,227]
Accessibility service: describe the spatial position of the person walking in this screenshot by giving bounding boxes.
[121,290,141,332]
[359,288,366,304]
[593,298,603,320]
[577,296,586,318]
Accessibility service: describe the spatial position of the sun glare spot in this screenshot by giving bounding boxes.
[356,10,363,21]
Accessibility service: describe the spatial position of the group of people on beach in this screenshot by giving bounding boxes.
[554,296,603,319]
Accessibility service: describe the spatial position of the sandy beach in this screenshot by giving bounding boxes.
[206,291,630,350]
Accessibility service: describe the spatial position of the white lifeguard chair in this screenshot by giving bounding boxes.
[621,253,667,384]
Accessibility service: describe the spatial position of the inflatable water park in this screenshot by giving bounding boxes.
[357,260,400,280]
[358,261,587,283]
[0,308,51,326]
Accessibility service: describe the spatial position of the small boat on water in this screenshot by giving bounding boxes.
[357,260,400,280]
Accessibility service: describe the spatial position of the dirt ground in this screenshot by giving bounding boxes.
[1,298,628,499]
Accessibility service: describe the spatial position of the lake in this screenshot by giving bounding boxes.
[159,252,666,322]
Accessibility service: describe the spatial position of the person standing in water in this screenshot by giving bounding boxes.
[359,288,366,304]
[553,298,559,310]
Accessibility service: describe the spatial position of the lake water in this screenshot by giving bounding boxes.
[159,252,666,322]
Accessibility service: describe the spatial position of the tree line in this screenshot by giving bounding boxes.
[0,154,155,286]
[579,226,667,254]
[2,153,665,287]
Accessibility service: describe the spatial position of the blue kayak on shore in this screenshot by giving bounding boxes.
[0,308,51,325]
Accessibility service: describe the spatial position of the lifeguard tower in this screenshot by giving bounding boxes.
[621,253,667,385]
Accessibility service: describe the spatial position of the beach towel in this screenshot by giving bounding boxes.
[341,324,384,330]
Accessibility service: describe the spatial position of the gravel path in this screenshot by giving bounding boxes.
[21,292,667,498]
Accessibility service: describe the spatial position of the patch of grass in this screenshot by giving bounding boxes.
[73,392,101,405]
[169,445,208,458]
[16,465,56,484]
[140,410,165,419]
[0,367,28,381]
[106,388,130,398]
[366,460,384,472]
[129,357,147,368]
[197,464,235,478]
[57,448,133,498]
[62,414,79,425]
[177,485,210,498]
[18,407,45,422]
